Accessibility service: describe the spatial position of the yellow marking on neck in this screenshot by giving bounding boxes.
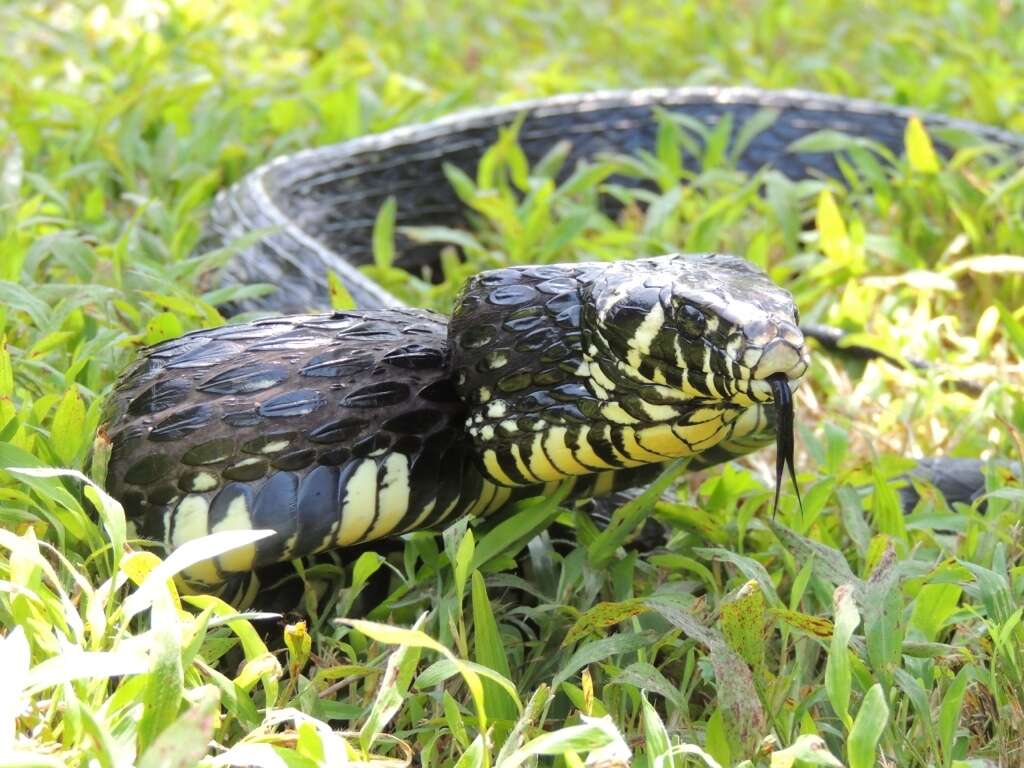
[483,449,518,486]
[598,423,634,466]
[508,443,535,484]
[436,493,466,524]
[671,417,729,448]
[527,432,569,482]
[690,407,727,423]
[591,470,617,497]
[671,416,726,449]
[482,483,513,515]
[635,423,692,458]
[403,498,437,533]
[619,427,671,463]
[368,453,410,540]
[336,459,378,545]
[629,301,665,354]
[728,403,766,439]
[543,426,593,476]
[600,402,638,425]
[689,429,728,452]
[571,425,618,470]
[466,477,497,518]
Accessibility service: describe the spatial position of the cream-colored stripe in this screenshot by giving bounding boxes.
[212,494,256,572]
[571,426,617,470]
[336,459,378,545]
[368,453,411,540]
[483,449,518,486]
[542,426,591,476]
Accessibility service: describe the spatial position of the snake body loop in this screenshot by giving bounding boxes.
[99,88,1024,581]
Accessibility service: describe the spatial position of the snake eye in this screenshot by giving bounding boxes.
[677,304,707,339]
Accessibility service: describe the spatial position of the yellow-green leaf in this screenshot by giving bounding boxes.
[563,599,649,646]
[0,338,13,397]
[326,270,356,310]
[145,312,185,346]
[815,189,850,265]
[904,116,940,173]
[51,386,86,466]
[720,580,767,674]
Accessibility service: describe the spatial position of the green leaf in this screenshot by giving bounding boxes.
[640,694,671,767]
[847,683,889,768]
[471,570,517,725]
[995,301,1024,358]
[359,616,423,753]
[910,582,963,641]
[126,530,274,618]
[454,734,487,768]
[372,196,397,269]
[588,458,689,567]
[51,386,86,466]
[551,632,654,691]
[137,686,219,768]
[719,580,766,676]
[563,599,648,646]
[498,715,627,768]
[939,667,970,767]
[495,685,552,767]
[825,584,860,730]
[0,626,30,752]
[444,690,470,749]
[471,483,571,571]
[341,615,522,734]
[453,529,474,605]
[770,734,843,767]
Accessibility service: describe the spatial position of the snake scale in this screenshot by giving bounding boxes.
[98,88,1024,583]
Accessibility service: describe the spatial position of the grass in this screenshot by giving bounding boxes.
[2,0,1024,766]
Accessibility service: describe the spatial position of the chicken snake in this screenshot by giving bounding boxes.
[97,88,1023,584]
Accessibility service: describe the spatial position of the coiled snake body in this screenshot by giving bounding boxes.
[99,88,1023,582]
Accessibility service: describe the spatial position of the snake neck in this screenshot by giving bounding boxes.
[449,264,749,488]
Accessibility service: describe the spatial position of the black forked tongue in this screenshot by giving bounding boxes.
[767,372,802,516]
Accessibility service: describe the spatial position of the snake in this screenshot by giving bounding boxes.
[96,87,1024,584]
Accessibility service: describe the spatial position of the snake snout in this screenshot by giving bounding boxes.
[741,319,809,384]
[753,339,806,379]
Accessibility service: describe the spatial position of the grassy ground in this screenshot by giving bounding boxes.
[2,1,1024,766]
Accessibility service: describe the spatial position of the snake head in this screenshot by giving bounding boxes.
[584,253,810,406]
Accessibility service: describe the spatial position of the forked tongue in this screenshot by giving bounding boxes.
[767,373,802,516]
